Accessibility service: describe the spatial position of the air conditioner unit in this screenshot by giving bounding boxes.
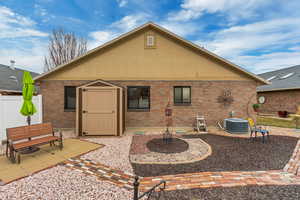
[224,118,249,134]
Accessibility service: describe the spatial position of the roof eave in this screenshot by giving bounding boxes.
[0,89,22,93]
[257,87,300,92]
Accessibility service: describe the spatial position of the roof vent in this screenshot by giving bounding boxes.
[280,72,294,79]
[9,75,18,83]
[10,60,15,70]
[266,75,277,81]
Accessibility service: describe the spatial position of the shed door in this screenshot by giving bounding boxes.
[82,88,117,135]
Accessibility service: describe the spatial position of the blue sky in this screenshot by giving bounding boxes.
[0,0,300,74]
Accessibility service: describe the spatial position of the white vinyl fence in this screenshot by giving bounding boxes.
[0,95,42,141]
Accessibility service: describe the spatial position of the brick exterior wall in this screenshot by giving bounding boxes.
[39,80,258,128]
[258,90,300,114]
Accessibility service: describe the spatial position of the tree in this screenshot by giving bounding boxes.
[44,28,87,72]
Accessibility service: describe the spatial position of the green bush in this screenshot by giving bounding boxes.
[252,104,261,109]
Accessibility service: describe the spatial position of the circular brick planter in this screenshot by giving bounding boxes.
[130,134,211,164]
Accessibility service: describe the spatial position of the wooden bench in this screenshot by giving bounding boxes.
[6,123,63,164]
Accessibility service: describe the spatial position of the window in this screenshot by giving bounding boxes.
[147,35,154,46]
[174,86,191,105]
[64,86,76,111]
[145,33,156,48]
[127,86,150,110]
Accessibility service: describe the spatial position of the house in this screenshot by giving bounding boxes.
[34,22,268,136]
[0,62,39,95]
[257,65,300,114]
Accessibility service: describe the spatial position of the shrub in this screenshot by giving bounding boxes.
[252,104,260,109]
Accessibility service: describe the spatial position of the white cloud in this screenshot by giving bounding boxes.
[34,4,47,16]
[168,9,202,22]
[0,6,48,38]
[195,17,300,73]
[289,46,300,51]
[232,51,300,74]
[0,6,48,73]
[0,39,47,73]
[168,0,269,22]
[88,31,120,49]
[111,13,149,31]
[158,22,200,37]
[0,28,48,38]
[199,18,300,57]
[88,13,150,48]
[0,6,35,26]
[116,0,128,7]
[88,12,202,49]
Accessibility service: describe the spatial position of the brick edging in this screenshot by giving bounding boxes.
[284,139,300,176]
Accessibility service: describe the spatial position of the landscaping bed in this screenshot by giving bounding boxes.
[149,185,300,200]
[132,134,298,177]
[257,116,296,128]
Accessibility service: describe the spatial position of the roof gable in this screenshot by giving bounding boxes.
[35,22,268,84]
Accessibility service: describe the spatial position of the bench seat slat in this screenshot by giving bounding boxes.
[13,136,59,150]
[7,123,54,141]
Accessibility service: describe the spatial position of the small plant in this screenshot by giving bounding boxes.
[278,111,288,118]
[252,104,260,112]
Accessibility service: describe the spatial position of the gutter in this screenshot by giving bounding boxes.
[257,87,300,92]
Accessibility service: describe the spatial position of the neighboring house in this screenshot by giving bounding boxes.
[0,63,39,95]
[34,22,267,136]
[257,65,300,114]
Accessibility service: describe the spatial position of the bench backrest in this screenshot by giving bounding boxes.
[6,123,53,141]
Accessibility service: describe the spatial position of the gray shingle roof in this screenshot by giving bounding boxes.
[0,64,39,92]
[257,65,300,92]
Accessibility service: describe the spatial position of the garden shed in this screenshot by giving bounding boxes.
[76,80,124,136]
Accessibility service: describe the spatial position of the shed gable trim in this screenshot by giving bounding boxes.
[78,79,122,89]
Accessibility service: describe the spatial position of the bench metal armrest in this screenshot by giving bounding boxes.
[6,139,14,156]
[59,130,63,139]
[7,139,13,147]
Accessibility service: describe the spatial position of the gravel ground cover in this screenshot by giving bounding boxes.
[0,166,132,200]
[132,134,298,177]
[149,185,300,200]
[82,135,133,174]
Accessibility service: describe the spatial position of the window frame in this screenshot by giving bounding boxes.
[64,86,76,111]
[173,86,191,105]
[127,86,150,111]
[144,33,156,49]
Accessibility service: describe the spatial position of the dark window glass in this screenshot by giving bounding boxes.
[64,86,76,110]
[174,86,191,104]
[127,86,150,110]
